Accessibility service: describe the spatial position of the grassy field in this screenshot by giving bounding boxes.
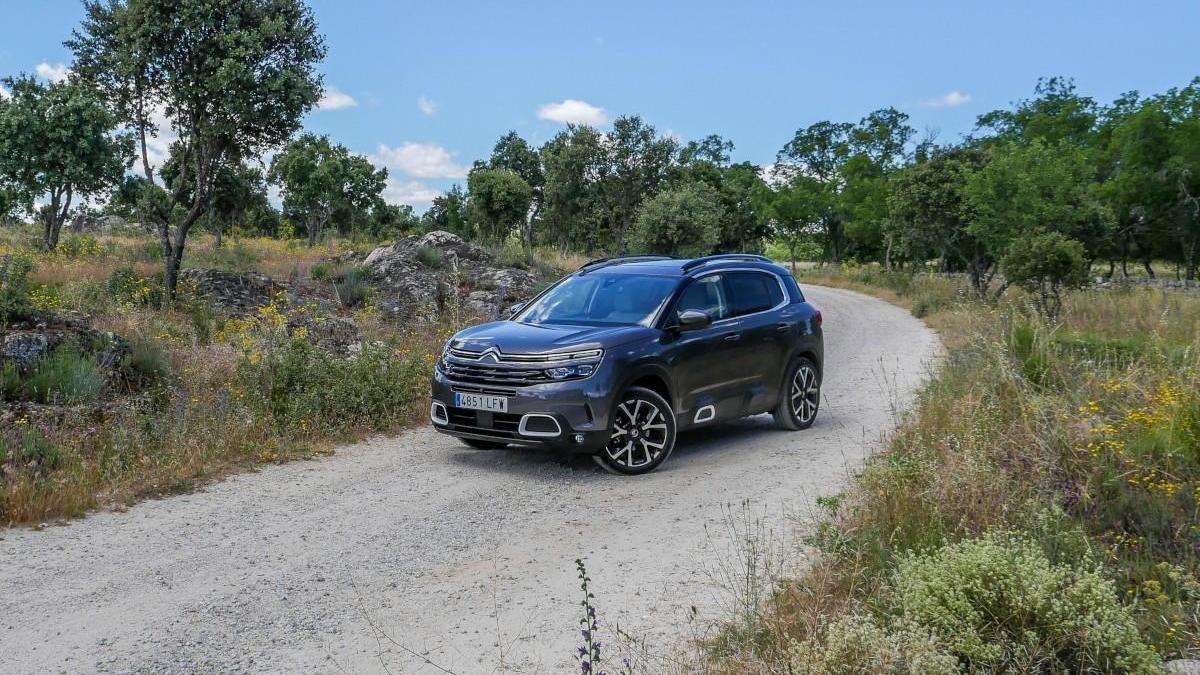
[699,266,1199,673]
[0,227,476,525]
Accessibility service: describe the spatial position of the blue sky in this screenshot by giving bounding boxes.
[2,0,1198,209]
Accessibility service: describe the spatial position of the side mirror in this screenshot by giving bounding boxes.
[507,302,526,318]
[675,309,712,331]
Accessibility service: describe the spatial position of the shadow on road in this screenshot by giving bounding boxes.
[443,413,824,479]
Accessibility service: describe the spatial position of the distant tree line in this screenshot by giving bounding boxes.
[432,76,1200,291]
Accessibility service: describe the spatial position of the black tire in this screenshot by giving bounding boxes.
[773,357,821,430]
[460,437,508,450]
[593,386,677,475]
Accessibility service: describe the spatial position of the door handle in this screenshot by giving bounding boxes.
[722,333,742,342]
[776,323,791,333]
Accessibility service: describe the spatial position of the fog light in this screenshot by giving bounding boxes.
[574,434,585,443]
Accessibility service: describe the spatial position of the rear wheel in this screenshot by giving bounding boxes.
[593,387,677,475]
[460,437,508,450]
[773,357,820,430]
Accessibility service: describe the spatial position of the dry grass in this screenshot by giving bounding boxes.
[0,226,467,526]
[697,268,1200,672]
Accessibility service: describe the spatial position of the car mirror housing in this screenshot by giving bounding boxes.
[675,309,712,331]
[507,302,526,318]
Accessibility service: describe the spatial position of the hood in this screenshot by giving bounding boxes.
[451,320,655,354]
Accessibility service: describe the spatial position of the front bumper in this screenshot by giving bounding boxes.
[430,370,612,453]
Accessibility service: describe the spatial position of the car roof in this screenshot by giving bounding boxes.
[579,256,792,278]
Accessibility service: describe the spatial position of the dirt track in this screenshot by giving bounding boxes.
[0,285,940,674]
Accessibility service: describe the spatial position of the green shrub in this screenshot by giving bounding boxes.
[23,347,105,405]
[894,534,1159,673]
[0,362,21,400]
[107,265,164,307]
[240,336,426,432]
[310,261,338,281]
[1002,231,1089,318]
[0,253,34,326]
[0,429,61,479]
[787,615,958,675]
[1011,322,1053,386]
[120,339,172,389]
[133,239,162,262]
[333,266,370,308]
[415,245,443,269]
[55,233,104,258]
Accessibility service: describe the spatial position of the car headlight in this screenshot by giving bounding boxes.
[545,364,596,380]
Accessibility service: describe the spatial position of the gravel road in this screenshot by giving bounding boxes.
[0,285,940,674]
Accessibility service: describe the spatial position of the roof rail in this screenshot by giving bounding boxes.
[680,253,773,272]
[577,254,675,273]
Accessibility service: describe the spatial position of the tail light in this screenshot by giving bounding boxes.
[813,310,823,327]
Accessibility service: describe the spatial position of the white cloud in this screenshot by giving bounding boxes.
[536,99,609,126]
[369,142,468,179]
[35,62,71,83]
[317,86,357,111]
[920,90,972,108]
[383,178,441,208]
[417,95,437,116]
[0,83,9,100]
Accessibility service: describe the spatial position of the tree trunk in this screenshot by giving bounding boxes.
[307,214,320,247]
[214,222,223,249]
[1142,257,1155,279]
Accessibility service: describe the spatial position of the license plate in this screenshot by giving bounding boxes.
[454,392,508,412]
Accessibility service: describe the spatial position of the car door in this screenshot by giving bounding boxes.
[663,273,743,422]
[722,271,788,412]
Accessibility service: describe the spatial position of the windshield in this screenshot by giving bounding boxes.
[515,272,679,327]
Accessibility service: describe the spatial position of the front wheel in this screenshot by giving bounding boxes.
[593,387,677,475]
[773,357,821,430]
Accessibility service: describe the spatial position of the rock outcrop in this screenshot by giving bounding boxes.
[0,312,129,372]
[182,268,283,315]
[362,231,540,322]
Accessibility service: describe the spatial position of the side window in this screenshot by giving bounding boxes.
[725,272,783,317]
[674,275,729,321]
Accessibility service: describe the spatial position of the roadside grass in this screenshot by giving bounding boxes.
[0,226,457,526]
[698,266,1200,672]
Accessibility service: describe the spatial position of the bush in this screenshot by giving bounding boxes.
[240,334,427,433]
[107,265,163,307]
[894,534,1159,673]
[0,429,61,479]
[1002,231,1089,318]
[55,233,104,258]
[120,339,172,389]
[310,261,338,281]
[415,245,443,269]
[23,347,105,405]
[0,253,34,326]
[333,266,370,308]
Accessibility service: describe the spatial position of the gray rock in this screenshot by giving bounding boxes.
[1,332,50,368]
[182,268,282,314]
[1166,660,1200,675]
[362,230,540,322]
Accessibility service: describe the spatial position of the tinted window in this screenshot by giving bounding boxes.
[516,272,678,327]
[674,275,729,321]
[725,272,783,317]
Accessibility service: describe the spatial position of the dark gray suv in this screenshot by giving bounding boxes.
[430,254,824,475]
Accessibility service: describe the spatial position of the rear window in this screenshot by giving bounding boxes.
[725,272,783,317]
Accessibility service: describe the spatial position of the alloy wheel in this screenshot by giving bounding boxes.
[791,363,820,425]
[603,397,670,471]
